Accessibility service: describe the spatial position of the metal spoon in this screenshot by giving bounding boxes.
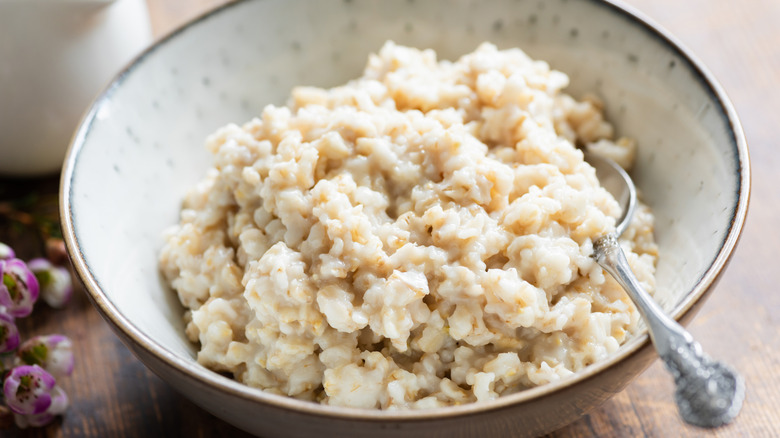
[585,152,745,428]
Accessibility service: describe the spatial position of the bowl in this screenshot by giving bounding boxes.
[59,0,749,436]
[0,0,152,176]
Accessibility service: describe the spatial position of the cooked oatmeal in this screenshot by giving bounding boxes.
[159,41,658,409]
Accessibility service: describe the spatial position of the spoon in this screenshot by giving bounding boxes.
[584,152,745,428]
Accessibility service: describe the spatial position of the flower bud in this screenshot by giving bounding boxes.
[0,243,14,260]
[13,386,68,429]
[16,335,74,379]
[27,259,73,309]
[3,365,57,415]
[0,259,39,318]
[45,238,69,267]
[0,311,20,353]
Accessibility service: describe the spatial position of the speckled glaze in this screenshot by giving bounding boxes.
[60,0,749,437]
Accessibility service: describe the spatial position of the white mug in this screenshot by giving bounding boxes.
[0,0,153,176]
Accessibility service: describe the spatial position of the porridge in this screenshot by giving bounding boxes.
[159,42,658,409]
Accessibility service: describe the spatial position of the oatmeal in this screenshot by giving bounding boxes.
[159,42,658,409]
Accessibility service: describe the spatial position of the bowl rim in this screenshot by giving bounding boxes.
[59,0,750,423]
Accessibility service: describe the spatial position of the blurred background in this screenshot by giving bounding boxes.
[1,0,777,436]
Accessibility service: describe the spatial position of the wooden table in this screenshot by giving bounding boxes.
[2,0,779,436]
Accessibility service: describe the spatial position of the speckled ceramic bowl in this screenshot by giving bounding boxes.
[60,0,749,436]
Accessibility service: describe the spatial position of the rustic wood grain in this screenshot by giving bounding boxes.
[2,0,778,436]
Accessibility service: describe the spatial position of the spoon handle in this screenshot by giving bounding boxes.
[593,233,744,428]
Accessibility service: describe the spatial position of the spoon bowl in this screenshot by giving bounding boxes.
[585,152,745,428]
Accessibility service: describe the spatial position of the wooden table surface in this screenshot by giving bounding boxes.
[2,0,779,436]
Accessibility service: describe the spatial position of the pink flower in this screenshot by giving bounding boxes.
[3,365,57,415]
[0,259,39,318]
[27,258,73,309]
[0,311,20,353]
[0,243,14,260]
[16,335,74,379]
[13,386,68,429]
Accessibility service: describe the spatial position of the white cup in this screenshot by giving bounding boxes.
[0,0,153,176]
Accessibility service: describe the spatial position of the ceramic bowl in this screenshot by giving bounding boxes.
[60,0,749,436]
[0,0,152,176]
